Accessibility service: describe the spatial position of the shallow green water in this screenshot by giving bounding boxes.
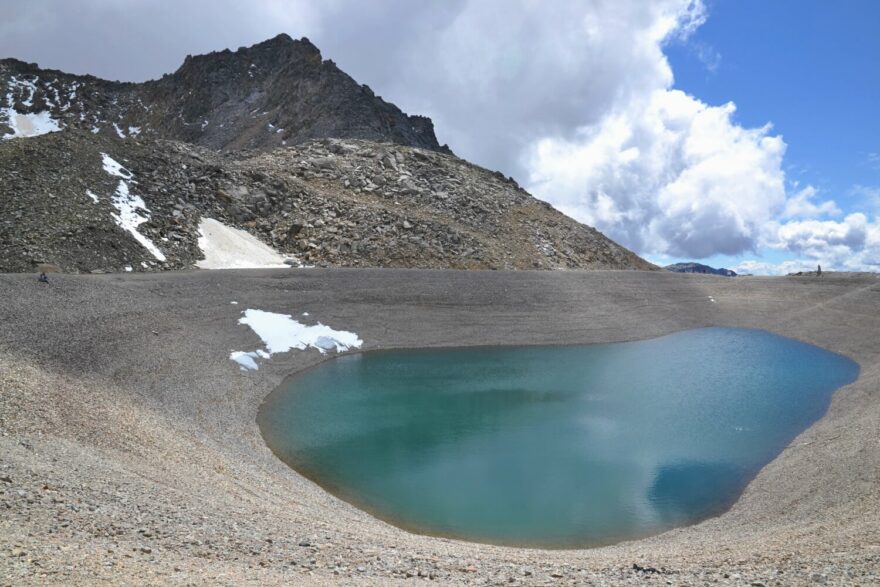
[259,327,859,547]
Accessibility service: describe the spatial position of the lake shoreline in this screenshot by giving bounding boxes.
[1,269,878,585]
[258,328,859,550]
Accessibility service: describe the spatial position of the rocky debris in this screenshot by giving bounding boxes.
[0,34,449,153]
[0,131,654,273]
[0,131,202,273]
[1,271,879,585]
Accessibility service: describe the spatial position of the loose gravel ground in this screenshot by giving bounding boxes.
[1,269,878,586]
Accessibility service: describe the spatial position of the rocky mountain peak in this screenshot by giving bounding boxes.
[0,35,654,275]
[175,34,321,78]
[1,34,449,152]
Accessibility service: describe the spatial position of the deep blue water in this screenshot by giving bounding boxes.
[258,327,859,547]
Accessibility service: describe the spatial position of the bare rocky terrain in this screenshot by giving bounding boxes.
[1,35,651,275]
[1,269,878,586]
[0,131,650,274]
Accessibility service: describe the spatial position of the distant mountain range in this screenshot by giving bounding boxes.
[0,34,655,274]
[665,262,736,277]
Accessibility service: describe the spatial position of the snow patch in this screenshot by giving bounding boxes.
[112,123,126,138]
[1,109,62,140]
[230,309,363,370]
[128,126,141,136]
[2,77,62,140]
[100,153,165,261]
[86,189,99,203]
[196,217,289,269]
[101,153,132,179]
[230,351,260,370]
[109,181,166,261]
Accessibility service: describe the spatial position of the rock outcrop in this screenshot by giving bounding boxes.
[0,34,448,152]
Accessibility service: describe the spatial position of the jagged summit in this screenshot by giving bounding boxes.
[0,34,448,152]
[175,34,320,74]
[248,32,311,51]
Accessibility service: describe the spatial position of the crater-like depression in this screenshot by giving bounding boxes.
[258,327,859,547]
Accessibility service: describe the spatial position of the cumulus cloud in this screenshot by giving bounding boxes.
[758,213,880,272]
[733,210,880,274]
[772,214,868,254]
[781,186,841,220]
[528,89,788,258]
[732,259,819,276]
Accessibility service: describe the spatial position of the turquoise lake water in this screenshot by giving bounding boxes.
[258,327,859,547]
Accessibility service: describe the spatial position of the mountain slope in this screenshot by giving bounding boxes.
[0,131,652,273]
[0,35,654,274]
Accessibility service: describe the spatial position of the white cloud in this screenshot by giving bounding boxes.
[764,213,880,270]
[771,213,868,254]
[528,89,788,258]
[732,259,819,276]
[736,212,880,274]
[781,186,841,220]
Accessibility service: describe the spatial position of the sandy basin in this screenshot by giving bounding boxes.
[0,269,878,585]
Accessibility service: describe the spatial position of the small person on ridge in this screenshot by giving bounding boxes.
[38,272,49,283]
[817,264,822,277]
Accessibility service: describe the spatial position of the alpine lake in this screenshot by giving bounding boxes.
[258,327,859,548]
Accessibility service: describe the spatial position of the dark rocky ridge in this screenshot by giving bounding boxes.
[0,35,654,274]
[665,262,736,277]
[0,34,448,152]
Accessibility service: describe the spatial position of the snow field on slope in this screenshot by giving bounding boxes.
[196,218,289,269]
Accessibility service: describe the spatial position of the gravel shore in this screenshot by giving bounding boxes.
[1,269,878,586]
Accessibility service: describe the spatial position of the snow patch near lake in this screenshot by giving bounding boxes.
[230,309,363,370]
[196,217,288,269]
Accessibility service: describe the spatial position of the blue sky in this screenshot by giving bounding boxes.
[657,0,880,272]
